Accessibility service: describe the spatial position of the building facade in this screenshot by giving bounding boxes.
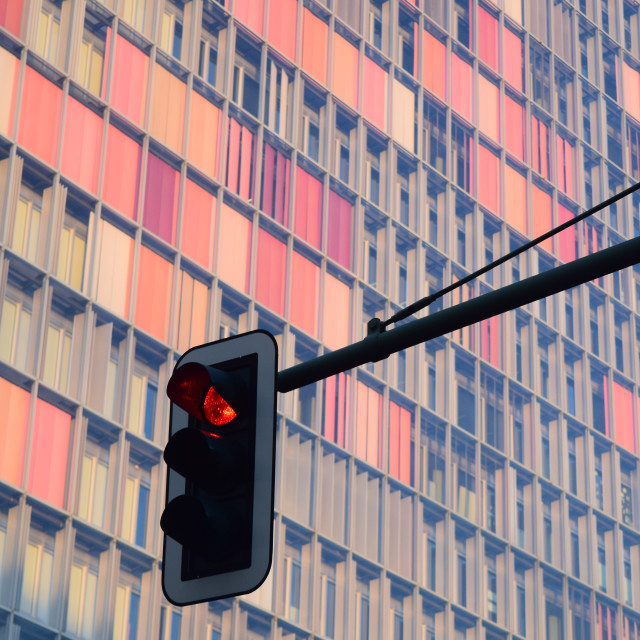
[0,0,640,638]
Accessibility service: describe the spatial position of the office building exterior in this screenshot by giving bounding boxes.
[0,0,640,637]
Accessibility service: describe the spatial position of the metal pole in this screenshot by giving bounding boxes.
[277,234,640,393]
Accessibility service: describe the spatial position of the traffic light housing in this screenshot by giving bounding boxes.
[161,330,277,605]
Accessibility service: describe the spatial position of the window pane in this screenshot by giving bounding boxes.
[261,142,290,225]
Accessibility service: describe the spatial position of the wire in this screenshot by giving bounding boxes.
[381,180,640,330]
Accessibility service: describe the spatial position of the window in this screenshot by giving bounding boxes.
[353,466,382,560]
[265,59,293,139]
[582,84,598,149]
[530,44,551,110]
[11,178,46,266]
[389,585,406,640]
[198,4,223,87]
[451,119,473,194]
[481,371,504,451]
[453,0,471,48]
[56,199,90,292]
[455,354,475,434]
[159,604,182,640]
[363,54,388,131]
[294,166,323,249]
[397,8,416,75]
[120,447,155,549]
[181,176,217,268]
[421,415,446,503]
[515,562,528,636]
[318,445,348,542]
[539,408,557,482]
[423,97,446,174]
[452,434,476,521]
[283,530,308,625]
[531,111,551,179]
[319,548,341,639]
[34,0,62,65]
[113,556,146,640]
[621,458,637,526]
[510,389,530,465]
[602,40,618,99]
[606,101,623,167]
[122,0,149,33]
[365,131,386,207]
[301,7,328,84]
[78,7,108,95]
[233,34,260,117]
[66,535,101,639]
[127,345,162,441]
[423,27,446,99]
[485,547,500,623]
[545,576,564,640]
[160,0,184,60]
[554,2,574,65]
[261,141,290,226]
[392,78,416,152]
[591,365,609,435]
[481,455,501,534]
[77,427,112,529]
[176,269,209,352]
[569,586,592,640]
[333,28,359,108]
[301,86,325,164]
[579,19,597,83]
[421,510,443,591]
[625,1,640,56]
[355,564,376,640]
[334,110,355,185]
[110,33,149,126]
[367,0,387,52]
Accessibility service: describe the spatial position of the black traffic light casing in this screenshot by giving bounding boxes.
[161,330,277,605]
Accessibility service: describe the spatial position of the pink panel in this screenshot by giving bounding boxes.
[262,143,275,217]
[478,145,499,213]
[477,6,498,70]
[363,56,388,131]
[301,8,328,84]
[27,399,71,509]
[624,63,640,121]
[0,0,22,36]
[17,66,63,167]
[324,375,336,442]
[558,204,576,262]
[327,191,351,269]
[323,272,349,350]
[613,382,635,453]
[505,95,525,160]
[451,54,473,122]
[503,27,523,91]
[102,125,142,220]
[234,0,264,35]
[332,31,358,108]
[61,97,103,194]
[366,386,381,467]
[134,245,173,341]
[181,179,215,268]
[267,0,297,60]
[289,251,319,337]
[389,402,411,484]
[149,63,186,153]
[423,30,445,99]
[478,75,499,140]
[110,35,148,125]
[143,153,179,244]
[276,152,290,226]
[218,204,251,293]
[323,372,350,448]
[226,118,241,193]
[355,381,368,461]
[532,184,553,252]
[255,228,286,316]
[504,165,527,235]
[480,316,500,367]
[294,167,323,249]
[0,377,29,487]
[239,125,254,200]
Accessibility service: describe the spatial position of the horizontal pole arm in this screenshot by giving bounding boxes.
[277,234,640,393]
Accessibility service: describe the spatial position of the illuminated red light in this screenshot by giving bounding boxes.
[167,362,237,427]
[203,386,237,425]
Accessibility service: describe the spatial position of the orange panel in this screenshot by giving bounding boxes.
[332,31,358,108]
[150,63,186,153]
[110,34,148,125]
[181,179,216,269]
[17,66,63,167]
[423,29,445,99]
[255,228,286,316]
[322,272,349,351]
[187,90,221,178]
[0,378,29,487]
[532,184,552,252]
[27,399,72,509]
[503,27,523,91]
[504,165,527,235]
[289,251,319,337]
[134,245,173,341]
[0,47,19,137]
[451,54,473,123]
[478,75,499,140]
[217,203,251,293]
[362,56,388,131]
[301,8,328,85]
[267,0,297,59]
[478,145,499,213]
[61,97,103,194]
[624,63,640,121]
[0,0,22,36]
[234,0,264,35]
[613,382,635,453]
[504,95,524,160]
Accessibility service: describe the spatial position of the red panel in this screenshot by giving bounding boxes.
[0,0,21,35]
[451,54,473,123]
[289,251,319,337]
[218,204,251,293]
[301,8,328,85]
[532,184,553,252]
[503,27,523,91]
[478,6,498,70]
[17,66,63,167]
[363,56,388,131]
[478,145,499,213]
[234,0,264,35]
[294,167,323,249]
[332,31,358,108]
[613,382,635,453]
[0,377,29,487]
[504,165,527,235]
[102,125,142,220]
[27,399,71,509]
[61,97,103,194]
[181,179,216,268]
[558,204,576,262]
[255,228,286,316]
[143,153,179,245]
[505,95,525,160]
[111,35,148,125]
[327,191,351,269]
[188,90,221,178]
[0,47,19,137]
[134,245,173,341]
[267,0,297,60]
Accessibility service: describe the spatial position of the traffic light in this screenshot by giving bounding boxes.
[161,330,277,605]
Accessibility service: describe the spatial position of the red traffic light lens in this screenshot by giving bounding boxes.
[204,386,236,425]
[167,362,237,426]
